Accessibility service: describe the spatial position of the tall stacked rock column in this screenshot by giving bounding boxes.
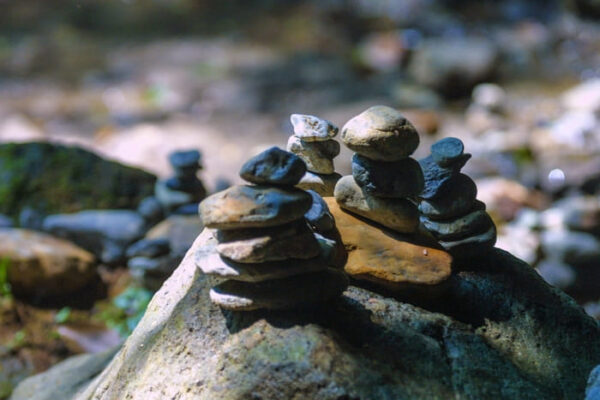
[418,137,496,259]
[198,147,348,311]
[288,114,342,196]
[334,105,424,234]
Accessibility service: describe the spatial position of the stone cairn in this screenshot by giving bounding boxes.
[197,146,348,311]
[334,105,424,234]
[287,114,342,196]
[155,149,207,215]
[418,137,497,258]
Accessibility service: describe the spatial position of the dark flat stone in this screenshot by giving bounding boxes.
[169,149,201,169]
[418,174,478,220]
[431,137,464,167]
[240,146,307,186]
[419,154,471,199]
[352,154,424,198]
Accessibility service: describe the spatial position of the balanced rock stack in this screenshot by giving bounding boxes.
[197,146,348,311]
[334,105,424,233]
[287,114,342,196]
[418,137,497,258]
[155,150,207,215]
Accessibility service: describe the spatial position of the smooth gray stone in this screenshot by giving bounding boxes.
[200,185,312,230]
[420,209,493,241]
[43,210,147,265]
[287,136,339,174]
[239,146,306,186]
[341,105,420,161]
[209,267,348,310]
[352,154,424,198]
[334,175,419,233]
[438,224,497,258]
[126,238,171,259]
[196,229,326,282]
[418,174,478,220]
[290,114,339,142]
[419,154,471,199]
[169,149,201,169]
[431,137,464,167]
[304,190,335,233]
[216,221,321,263]
[296,171,341,197]
[586,365,600,400]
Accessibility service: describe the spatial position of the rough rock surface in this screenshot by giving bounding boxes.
[0,228,96,298]
[0,142,155,219]
[296,171,341,197]
[286,136,339,174]
[17,236,600,400]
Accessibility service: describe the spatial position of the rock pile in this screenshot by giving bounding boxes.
[197,146,348,310]
[334,105,423,234]
[287,114,342,196]
[418,137,497,259]
[155,150,206,215]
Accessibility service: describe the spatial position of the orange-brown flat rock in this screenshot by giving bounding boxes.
[325,198,452,286]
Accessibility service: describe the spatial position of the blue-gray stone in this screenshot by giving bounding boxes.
[304,190,335,233]
[240,146,307,186]
[0,214,12,228]
[137,196,164,223]
[587,365,600,400]
[431,137,464,167]
[126,238,171,259]
[420,208,492,241]
[352,154,424,198]
[418,174,478,220]
[43,210,147,265]
[419,154,471,199]
[541,230,600,266]
[168,150,201,170]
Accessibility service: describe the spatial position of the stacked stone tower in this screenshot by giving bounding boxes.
[334,105,424,234]
[155,150,207,214]
[197,147,348,310]
[288,114,342,196]
[418,137,497,258]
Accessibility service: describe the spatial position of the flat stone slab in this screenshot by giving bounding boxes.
[439,224,497,259]
[341,105,420,161]
[290,114,339,142]
[239,146,306,186]
[326,198,452,286]
[200,185,312,230]
[431,137,464,167]
[418,174,478,220]
[334,175,419,233]
[216,220,321,263]
[421,208,493,241]
[196,229,326,283]
[304,190,335,233]
[209,267,348,310]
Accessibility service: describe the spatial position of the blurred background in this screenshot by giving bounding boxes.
[0,0,599,397]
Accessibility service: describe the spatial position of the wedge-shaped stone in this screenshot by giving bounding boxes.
[341,105,420,161]
[296,171,341,197]
[334,175,419,233]
[199,185,312,229]
[326,198,452,286]
[216,220,320,263]
[419,154,471,199]
[287,136,339,174]
[209,267,348,310]
[196,229,326,282]
[439,224,497,259]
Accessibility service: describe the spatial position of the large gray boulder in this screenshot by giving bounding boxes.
[12,235,600,399]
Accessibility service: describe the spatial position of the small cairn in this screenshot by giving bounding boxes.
[287,114,342,196]
[334,105,424,233]
[418,137,497,258]
[155,150,207,215]
[197,146,348,311]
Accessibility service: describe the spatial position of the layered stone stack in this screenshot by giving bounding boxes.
[334,105,424,234]
[287,114,342,196]
[418,137,497,258]
[197,147,348,310]
[155,150,207,215]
